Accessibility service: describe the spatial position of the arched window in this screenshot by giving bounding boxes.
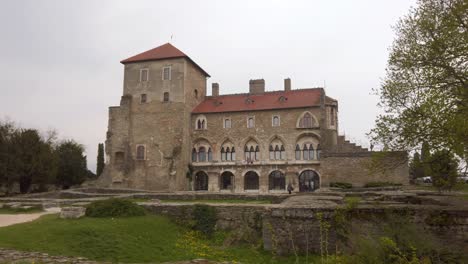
[136,145,145,160]
[298,112,316,128]
[250,146,255,162]
[244,146,250,161]
[269,145,274,160]
[244,140,259,163]
[244,171,259,190]
[231,147,236,160]
[272,116,280,127]
[221,147,226,161]
[220,171,234,190]
[195,116,207,130]
[299,170,320,192]
[194,171,208,191]
[309,145,315,160]
[197,120,202,129]
[280,145,285,160]
[194,89,198,99]
[317,144,321,159]
[255,146,260,161]
[226,147,231,161]
[207,148,212,161]
[192,148,197,162]
[163,92,169,102]
[269,170,285,190]
[274,145,280,160]
[198,147,206,162]
[303,144,309,160]
[295,144,301,160]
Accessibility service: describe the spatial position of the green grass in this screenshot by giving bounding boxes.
[0,214,314,263]
[160,199,272,204]
[0,206,43,214]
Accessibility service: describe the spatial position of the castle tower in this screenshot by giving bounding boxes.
[102,43,209,191]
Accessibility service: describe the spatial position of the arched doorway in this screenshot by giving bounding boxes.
[269,170,285,191]
[244,171,259,190]
[298,170,320,192]
[194,171,208,191]
[220,171,234,190]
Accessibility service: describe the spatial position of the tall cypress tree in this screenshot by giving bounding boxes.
[96,143,105,176]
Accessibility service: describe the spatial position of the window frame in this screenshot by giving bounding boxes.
[247,116,255,128]
[135,144,146,160]
[140,94,147,104]
[162,66,171,80]
[224,118,232,129]
[272,115,280,127]
[139,68,149,82]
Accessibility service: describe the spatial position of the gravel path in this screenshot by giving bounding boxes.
[0,207,61,227]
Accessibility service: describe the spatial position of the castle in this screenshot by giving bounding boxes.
[99,43,408,192]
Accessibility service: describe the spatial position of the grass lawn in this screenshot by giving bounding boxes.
[0,214,315,263]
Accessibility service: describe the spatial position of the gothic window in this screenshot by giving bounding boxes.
[280,145,285,160]
[244,140,259,163]
[309,145,315,160]
[207,148,212,161]
[140,94,147,103]
[244,146,250,161]
[303,144,309,160]
[192,148,197,162]
[163,92,169,102]
[226,147,231,161]
[136,145,145,160]
[198,147,206,162]
[255,146,260,161]
[221,147,226,161]
[298,112,317,128]
[272,116,280,127]
[317,144,321,159]
[274,145,280,160]
[231,147,236,160]
[162,66,171,80]
[295,144,301,160]
[140,69,149,82]
[269,145,274,160]
[195,116,207,130]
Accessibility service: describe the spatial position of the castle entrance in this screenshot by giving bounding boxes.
[298,170,320,192]
[194,171,208,191]
[220,171,234,191]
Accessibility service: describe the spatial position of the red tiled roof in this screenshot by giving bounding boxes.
[120,43,210,77]
[192,88,327,114]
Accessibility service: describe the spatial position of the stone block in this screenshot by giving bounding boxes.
[60,206,86,219]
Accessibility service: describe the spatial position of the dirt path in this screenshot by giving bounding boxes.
[0,207,61,227]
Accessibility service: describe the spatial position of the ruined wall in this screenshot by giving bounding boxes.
[320,151,409,187]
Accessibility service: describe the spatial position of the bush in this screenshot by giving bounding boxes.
[364,181,402,188]
[192,204,217,237]
[330,182,353,189]
[85,198,146,217]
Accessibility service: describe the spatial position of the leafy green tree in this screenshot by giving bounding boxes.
[56,140,87,188]
[409,152,424,179]
[369,0,468,165]
[96,143,105,177]
[429,150,459,192]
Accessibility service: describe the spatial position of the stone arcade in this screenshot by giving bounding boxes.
[98,43,408,192]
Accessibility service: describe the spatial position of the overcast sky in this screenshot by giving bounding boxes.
[0,0,416,172]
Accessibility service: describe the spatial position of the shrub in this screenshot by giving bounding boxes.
[330,182,353,189]
[85,198,146,217]
[364,181,402,188]
[192,204,217,237]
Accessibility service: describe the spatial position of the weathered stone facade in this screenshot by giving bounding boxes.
[99,43,408,192]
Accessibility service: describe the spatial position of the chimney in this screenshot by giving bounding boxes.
[212,83,219,96]
[249,79,265,94]
[284,78,291,91]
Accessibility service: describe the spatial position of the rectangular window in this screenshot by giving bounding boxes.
[247,117,255,128]
[162,66,171,80]
[224,118,231,128]
[140,94,147,103]
[330,108,335,126]
[140,69,149,82]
